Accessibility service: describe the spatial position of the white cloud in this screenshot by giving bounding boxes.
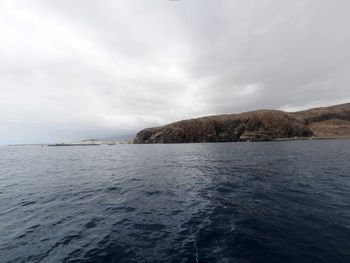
[0,0,350,144]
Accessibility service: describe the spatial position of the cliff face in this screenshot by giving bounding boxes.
[134,103,350,143]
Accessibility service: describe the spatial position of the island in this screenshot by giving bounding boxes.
[134,103,350,143]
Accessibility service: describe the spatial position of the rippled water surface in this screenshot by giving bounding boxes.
[1,140,350,263]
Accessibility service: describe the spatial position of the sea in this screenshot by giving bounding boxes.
[1,139,350,263]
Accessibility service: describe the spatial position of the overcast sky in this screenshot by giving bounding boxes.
[1,0,350,144]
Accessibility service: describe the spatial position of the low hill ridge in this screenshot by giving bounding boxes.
[134,103,350,143]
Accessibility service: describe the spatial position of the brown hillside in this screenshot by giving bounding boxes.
[134,103,350,143]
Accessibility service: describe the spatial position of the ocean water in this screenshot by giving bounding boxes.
[1,140,350,263]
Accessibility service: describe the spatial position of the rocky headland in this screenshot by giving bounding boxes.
[134,103,350,143]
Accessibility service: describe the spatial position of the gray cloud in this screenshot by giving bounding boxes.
[1,0,350,144]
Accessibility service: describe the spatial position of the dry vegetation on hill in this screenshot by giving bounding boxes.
[134,103,350,143]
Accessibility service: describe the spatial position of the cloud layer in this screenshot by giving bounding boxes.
[1,0,350,144]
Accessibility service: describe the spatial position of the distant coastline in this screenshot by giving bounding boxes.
[7,139,133,147]
[6,103,350,146]
[46,139,133,146]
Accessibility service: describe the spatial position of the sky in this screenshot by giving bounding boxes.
[1,0,350,144]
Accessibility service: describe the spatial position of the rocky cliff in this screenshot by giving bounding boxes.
[134,103,350,143]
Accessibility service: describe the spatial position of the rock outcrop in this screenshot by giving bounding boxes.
[134,103,350,143]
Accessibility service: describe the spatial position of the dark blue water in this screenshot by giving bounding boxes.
[1,140,350,263]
